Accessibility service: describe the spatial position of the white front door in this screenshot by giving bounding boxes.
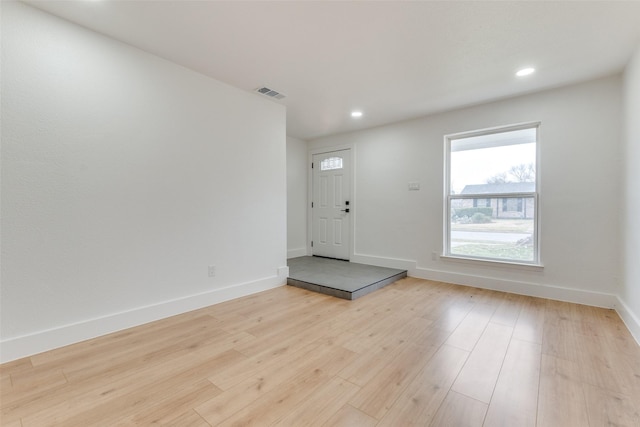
[312,150,351,260]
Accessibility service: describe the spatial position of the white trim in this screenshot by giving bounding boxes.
[0,272,287,364]
[535,123,543,265]
[450,192,536,200]
[445,121,542,141]
[614,297,640,346]
[411,266,616,309]
[351,253,616,309]
[287,247,308,259]
[440,255,543,269]
[351,253,417,271]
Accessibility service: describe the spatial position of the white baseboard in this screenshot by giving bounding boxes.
[0,272,287,364]
[351,253,417,270]
[614,297,640,346]
[352,253,618,309]
[287,247,308,259]
[412,267,618,309]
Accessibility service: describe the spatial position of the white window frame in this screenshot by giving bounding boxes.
[443,122,542,266]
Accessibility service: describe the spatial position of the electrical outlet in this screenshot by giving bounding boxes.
[208,265,216,277]
[431,252,438,261]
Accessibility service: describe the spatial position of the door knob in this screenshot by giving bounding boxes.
[341,208,350,213]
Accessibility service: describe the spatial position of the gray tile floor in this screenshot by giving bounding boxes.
[287,256,407,300]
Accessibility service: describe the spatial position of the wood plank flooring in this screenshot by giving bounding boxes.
[1,277,639,426]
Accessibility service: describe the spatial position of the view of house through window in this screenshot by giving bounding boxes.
[446,124,539,263]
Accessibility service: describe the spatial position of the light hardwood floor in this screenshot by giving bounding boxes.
[2,277,639,426]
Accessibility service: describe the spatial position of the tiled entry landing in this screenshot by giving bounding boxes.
[287,256,407,300]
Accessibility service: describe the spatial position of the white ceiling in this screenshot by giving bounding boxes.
[24,0,640,140]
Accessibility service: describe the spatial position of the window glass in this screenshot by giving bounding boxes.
[320,157,343,171]
[446,125,539,264]
[450,128,536,195]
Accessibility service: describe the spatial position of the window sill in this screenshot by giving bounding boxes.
[440,255,544,271]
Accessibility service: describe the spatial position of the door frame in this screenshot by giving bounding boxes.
[307,144,356,259]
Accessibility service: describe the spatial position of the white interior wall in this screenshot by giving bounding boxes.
[309,76,623,309]
[286,136,308,258]
[0,2,287,362]
[621,44,640,342]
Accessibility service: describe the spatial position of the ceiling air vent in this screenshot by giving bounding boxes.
[255,86,286,100]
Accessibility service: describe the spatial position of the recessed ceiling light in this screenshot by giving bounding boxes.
[516,67,536,77]
[351,111,363,118]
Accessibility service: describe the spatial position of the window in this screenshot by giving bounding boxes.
[502,198,524,212]
[473,198,491,208]
[320,157,343,171]
[445,123,539,264]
